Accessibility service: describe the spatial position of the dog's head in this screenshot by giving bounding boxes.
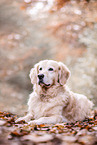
[29,60,70,88]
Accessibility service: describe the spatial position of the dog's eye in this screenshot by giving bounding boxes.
[48,68,54,71]
[39,67,42,71]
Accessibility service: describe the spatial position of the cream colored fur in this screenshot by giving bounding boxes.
[16,60,93,124]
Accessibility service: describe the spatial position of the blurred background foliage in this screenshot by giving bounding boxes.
[0,0,97,115]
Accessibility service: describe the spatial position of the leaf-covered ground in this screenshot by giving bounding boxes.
[0,111,97,145]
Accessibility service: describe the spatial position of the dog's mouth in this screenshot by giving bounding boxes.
[38,81,51,88]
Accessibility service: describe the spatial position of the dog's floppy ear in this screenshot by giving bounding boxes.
[29,63,39,84]
[58,62,70,85]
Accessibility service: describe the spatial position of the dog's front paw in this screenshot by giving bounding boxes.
[15,117,27,123]
[28,120,42,125]
[28,120,37,125]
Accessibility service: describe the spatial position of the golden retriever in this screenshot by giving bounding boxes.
[16,60,93,124]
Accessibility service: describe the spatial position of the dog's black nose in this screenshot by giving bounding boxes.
[38,74,44,80]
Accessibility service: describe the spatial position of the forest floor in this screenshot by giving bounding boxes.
[0,111,97,145]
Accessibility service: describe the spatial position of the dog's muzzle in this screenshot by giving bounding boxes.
[38,74,50,87]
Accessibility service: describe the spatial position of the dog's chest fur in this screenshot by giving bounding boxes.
[28,90,69,120]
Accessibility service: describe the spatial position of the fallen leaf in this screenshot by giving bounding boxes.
[61,135,77,142]
[92,126,97,131]
[21,133,54,143]
[77,129,87,136]
[0,120,6,126]
[10,129,30,137]
[78,135,95,145]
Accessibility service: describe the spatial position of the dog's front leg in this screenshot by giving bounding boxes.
[28,115,68,125]
[15,113,33,123]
